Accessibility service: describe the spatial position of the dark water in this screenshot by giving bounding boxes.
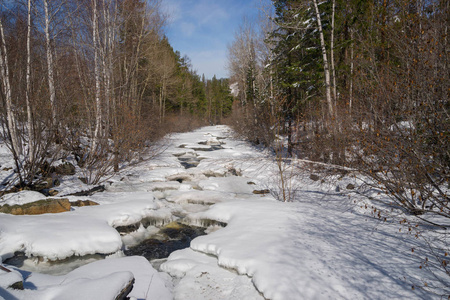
[123,222,206,260]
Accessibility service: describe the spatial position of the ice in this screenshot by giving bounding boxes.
[165,190,229,205]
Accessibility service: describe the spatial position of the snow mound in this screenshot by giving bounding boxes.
[162,248,263,300]
[3,256,171,300]
[0,197,160,261]
[0,191,48,206]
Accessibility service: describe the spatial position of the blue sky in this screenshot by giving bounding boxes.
[161,0,269,79]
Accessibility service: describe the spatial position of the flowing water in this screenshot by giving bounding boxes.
[4,140,229,275]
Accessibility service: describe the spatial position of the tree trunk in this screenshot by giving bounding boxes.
[91,0,102,155]
[330,0,337,112]
[313,0,334,118]
[349,29,354,115]
[0,17,23,182]
[26,0,34,163]
[44,0,57,132]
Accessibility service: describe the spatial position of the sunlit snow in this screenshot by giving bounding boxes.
[0,125,439,299]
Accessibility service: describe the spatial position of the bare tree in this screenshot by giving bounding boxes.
[0,15,22,162]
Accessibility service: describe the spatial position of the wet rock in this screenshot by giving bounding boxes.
[310,174,320,181]
[203,170,225,178]
[115,277,135,300]
[66,185,105,196]
[253,189,271,195]
[9,281,23,290]
[2,252,27,267]
[172,152,186,157]
[177,156,202,169]
[211,145,225,151]
[54,162,76,176]
[161,222,204,240]
[187,145,224,152]
[115,223,140,235]
[0,198,71,215]
[70,200,99,207]
[32,177,53,190]
[48,189,59,196]
[346,183,355,190]
[198,139,222,146]
[0,265,23,290]
[166,174,193,183]
[179,161,199,169]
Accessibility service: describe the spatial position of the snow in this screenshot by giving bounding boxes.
[0,190,49,206]
[230,82,239,98]
[2,256,171,300]
[0,125,445,299]
[184,199,429,299]
[0,194,164,262]
[162,248,263,300]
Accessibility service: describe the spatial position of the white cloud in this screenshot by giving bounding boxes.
[180,22,196,37]
[190,1,230,25]
[160,0,183,23]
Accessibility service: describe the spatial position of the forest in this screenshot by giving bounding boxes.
[0,0,233,186]
[227,0,448,217]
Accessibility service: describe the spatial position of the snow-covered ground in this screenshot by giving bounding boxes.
[0,125,445,299]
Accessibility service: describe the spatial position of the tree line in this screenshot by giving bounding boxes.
[0,0,232,186]
[227,0,448,294]
[228,0,448,217]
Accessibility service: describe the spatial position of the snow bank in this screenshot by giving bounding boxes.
[162,248,263,300]
[0,191,48,206]
[2,256,171,300]
[168,198,430,300]
[0,196,160,261]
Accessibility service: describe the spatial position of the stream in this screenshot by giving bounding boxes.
[4,136,231,276]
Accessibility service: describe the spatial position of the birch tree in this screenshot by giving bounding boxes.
[26,0,34,163]
[90,0,102,156]
[43,0,57,132]
[0,16,22,161]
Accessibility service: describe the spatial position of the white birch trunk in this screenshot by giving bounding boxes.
[313,0,334,117]
[349,29,354,115]
[330,0,337,112]
[0,18,21,157]
[91,0,102,155]
[159,86,163,122]
[102,0,114,135]
[44,0,57,130]
[26,0,34,162]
